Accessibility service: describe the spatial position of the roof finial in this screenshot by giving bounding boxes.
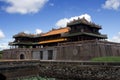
[82,17,85,20]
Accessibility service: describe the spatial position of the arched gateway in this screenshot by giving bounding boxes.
[20,54,25,59]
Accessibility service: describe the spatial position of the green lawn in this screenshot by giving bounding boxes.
[91,56,120,62]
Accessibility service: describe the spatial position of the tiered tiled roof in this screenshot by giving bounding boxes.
[41,27,70,36]
[14,27,70,38]
[63,32,107,38]
[39,38,67,44]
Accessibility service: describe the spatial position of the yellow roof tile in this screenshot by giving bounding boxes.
[42,27,69,36]
[39,38,67,44]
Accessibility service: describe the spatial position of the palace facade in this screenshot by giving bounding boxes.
[3,18,120,60]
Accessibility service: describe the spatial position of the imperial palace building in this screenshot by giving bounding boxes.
[3,18,120,60]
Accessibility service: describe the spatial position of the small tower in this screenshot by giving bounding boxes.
[66,18,107,41]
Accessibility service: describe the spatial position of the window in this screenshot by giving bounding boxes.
[40,51,43,60]
[48,50,53,60]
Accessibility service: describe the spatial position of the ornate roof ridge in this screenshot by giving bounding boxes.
[67,17,101,29]
[13,32,41,38]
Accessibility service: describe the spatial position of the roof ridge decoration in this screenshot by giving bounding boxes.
[67,17,101,29]
[13,32,42,38]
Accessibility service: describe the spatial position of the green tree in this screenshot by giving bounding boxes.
[0,51,3,59]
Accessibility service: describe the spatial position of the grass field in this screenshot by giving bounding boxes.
[91,56,120,62]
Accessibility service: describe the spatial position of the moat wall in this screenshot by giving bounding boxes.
[0,61,120,80]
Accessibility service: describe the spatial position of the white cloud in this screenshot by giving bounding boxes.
[0,43,9,50]
[0,29,9,50]
[23,29,42,34]
[109,32,120,43]
[55,18,69,28]
[3,0,48,14]
[55,14,92,27]
[35,29,42,34]
[0,30,5,39]
[0,38,11,50]
[102,0,120,10]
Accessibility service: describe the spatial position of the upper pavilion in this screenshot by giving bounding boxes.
[9,18,107,48]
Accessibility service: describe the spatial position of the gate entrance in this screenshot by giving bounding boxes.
[20,54,25,59]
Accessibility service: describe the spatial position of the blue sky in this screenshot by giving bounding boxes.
[0,0,120,50]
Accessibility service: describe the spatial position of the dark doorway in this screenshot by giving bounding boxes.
[20,54,25,59]
[40,51,43,60]
[48,50,53,60]
[0,73,6,80]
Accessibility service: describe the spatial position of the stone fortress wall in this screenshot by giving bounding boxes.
[3,40,120,61]
[56,40,120,60]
